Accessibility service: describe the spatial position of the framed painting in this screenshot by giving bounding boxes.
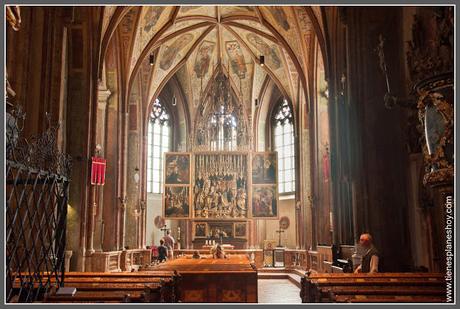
[163,185,191,219]
[208,222,234,238]
[251,184,279,219]
[252,152,277,184]
[193,222,207,238]
[234,222,247,238]
[164,153,191,185]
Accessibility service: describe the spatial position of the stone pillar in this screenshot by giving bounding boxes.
[126,130,139,249]
[93,83,110,252]
[118,196,127,250]
[64,250,73,272]
[121,110,129,248]
[140,132,148,248]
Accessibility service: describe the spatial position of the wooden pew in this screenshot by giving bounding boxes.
[300,272,446,303]
[44,290,146,303]
[11,271,181,303]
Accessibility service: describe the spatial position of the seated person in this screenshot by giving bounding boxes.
[212,244,227,259]
[158,239,168,263]
[354,233,379,273]
[192,250,201,259]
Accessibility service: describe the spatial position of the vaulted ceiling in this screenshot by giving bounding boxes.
[101,6,318,117]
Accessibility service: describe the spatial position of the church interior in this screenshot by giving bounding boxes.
[5,5,455,304]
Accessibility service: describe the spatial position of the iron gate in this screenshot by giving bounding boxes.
[6,107,72,302]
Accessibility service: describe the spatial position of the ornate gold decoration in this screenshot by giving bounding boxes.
[415,77,453,186]
[193,152,248,219]
[193,70,249,151]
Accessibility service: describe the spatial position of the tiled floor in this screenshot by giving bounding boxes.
[258,279,302,303]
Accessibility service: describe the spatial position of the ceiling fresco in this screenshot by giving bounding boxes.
[186,27,219,109]
[258,6,303,72]
[177,6,217,19]
[225,19,275,39]
[219,6,257,19]
[102,5,319,124]
[221,26,254,113]
[130,6,173,72]
[224,25,291,99]
[148,26,209,104]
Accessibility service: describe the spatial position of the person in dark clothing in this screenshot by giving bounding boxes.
[158,239,168,263]
[354,233,379,273]
[192,250,201,259]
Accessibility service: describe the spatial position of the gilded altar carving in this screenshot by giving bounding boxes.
[193,153,248,219]
[193,71,250,152]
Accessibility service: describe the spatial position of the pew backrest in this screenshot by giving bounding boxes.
[300,273,446,303]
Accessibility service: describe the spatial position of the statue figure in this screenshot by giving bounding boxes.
[236,189,247,217]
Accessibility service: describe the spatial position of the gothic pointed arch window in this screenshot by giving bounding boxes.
[272,98,295,194]
[147,99,171,193]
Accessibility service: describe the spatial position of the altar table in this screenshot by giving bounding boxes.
[151,254,257,303]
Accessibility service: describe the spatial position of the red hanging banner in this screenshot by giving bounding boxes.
[91,156,107,185]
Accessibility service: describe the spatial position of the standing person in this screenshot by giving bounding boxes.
[354,233,379,273]
[163,230,176,260]
[157,239,168,263]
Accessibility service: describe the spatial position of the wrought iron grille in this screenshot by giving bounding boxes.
[6,107,72,302]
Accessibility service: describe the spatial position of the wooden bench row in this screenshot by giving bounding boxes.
[10,271,181,303]
[300,272,447,303]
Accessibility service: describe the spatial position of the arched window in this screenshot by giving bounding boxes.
[272,99,295,194]
[147,99,171,193]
